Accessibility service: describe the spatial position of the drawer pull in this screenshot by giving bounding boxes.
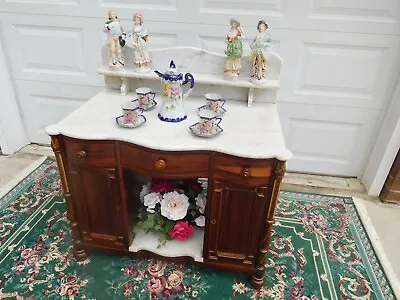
[76,150,87,159]
[242,168,250,178]
[211,219,217,225]
[154,159,166,170]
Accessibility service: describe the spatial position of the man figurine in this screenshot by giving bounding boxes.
[104,10,125,69]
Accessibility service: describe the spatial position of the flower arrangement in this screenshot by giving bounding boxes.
[134,178,207,247]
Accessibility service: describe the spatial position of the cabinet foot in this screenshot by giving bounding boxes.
[251,272,265,289]
[73,242,88,261]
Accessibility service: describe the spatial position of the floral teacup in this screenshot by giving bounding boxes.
[198,109,222,136]
[205,93,226,115]
[121,101,144,125]
[136,87,156,109]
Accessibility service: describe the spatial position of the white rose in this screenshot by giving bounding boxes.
[140,184,151,203]
[194,216,205,227]
[143,192,161,213]
[160,191,190,221]
[195,191,207,214]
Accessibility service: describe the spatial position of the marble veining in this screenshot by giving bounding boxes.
[45,90,292,160]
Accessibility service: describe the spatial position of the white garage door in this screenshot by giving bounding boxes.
[1,0,399,177]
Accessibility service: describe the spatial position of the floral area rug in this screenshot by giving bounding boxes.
[0,158,397,299]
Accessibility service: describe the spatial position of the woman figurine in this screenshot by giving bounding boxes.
[224,18,244,79]
[103,10,125,69]
[250,20,271,83]
[131,12,151,73]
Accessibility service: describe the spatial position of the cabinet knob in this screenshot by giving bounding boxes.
[242,167,250,178]
[154,159,166,170]
[211,219,217,225]
[76,150,87,159]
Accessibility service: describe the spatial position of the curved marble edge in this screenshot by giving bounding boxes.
[45,125,293,161]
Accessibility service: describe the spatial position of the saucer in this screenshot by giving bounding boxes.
[198,105,226,116]
[132,99,157,111]
[189,122,223,138]
[116,115,146,128]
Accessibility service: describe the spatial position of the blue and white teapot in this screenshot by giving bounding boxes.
[154,61,195,122]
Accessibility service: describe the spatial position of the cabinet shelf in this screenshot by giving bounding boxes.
[97,66,280,107]
[128,227,204,262]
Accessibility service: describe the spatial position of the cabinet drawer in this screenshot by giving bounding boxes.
[120,143,209,177]
[213,154,273,186]
[64,137,116,166]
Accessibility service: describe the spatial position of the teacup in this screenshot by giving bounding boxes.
[198,109,222,136]
[205,93,225,115]
[136,87,156,109]
[121,101,144,125]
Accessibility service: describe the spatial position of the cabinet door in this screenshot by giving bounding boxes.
[205,180,268,265]
[68,164,126,250]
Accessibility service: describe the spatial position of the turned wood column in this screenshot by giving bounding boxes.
[251,160,286,289]
[51,135,88,261]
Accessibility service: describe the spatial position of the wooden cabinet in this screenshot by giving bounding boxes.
[50,135,286,289]
[205,180,269,271]
[380,150,400,203]
[67,163,126,251]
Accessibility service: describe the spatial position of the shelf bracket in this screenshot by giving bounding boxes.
[248,88,255,107]
[121,77,131,96]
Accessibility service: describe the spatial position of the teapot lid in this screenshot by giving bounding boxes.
[164,61,183,81]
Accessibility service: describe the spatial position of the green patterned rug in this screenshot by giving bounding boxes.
[0,158,397,299]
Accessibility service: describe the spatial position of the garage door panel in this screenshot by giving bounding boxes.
[0,13,102,86]
[279,31,400,109]
[0,13,182,85]
[309,0,398,21]
[0,0,398,35]
[278,103,382,176]
[15,80,101,144]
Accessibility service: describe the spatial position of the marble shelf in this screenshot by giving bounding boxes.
[129,228,204,262]
[97,67,280,107]
[45,90,293,161]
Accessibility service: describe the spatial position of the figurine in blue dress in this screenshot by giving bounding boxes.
[250,20,271,83]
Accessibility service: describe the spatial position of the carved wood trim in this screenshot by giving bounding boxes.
[50,135,88,261]
[252,160,286,287]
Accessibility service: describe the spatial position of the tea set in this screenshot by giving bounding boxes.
[115,60,226,138]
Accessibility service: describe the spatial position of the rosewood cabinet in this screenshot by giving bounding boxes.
[205,181,268,266]
[67,164,126,250]
[50,135,286,289]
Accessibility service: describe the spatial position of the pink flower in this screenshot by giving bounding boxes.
[151,179,174,193]
[65,286,79,296]
[169,87,180,97]
[124,266,134,276]
[169,221,194,241]
[147,276,166,296]
[66,276,77,285]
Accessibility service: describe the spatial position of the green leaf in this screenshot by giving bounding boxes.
[164,220,175,232]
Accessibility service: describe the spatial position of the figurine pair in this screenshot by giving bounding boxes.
[224,18,271,83]
[103,10,151,72]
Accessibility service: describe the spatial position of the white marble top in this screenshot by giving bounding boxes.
[45,90,292,160]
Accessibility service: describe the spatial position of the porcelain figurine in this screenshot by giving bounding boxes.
[103,10,126,69]
[250,20,271,84]
[224,18,244,79]
[154,60,195,123]
[131,12,151,72]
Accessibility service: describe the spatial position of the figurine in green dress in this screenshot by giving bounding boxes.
[224,18,244,79]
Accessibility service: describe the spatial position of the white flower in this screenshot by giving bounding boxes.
[143,192,161,213]
[194,216,205,227]
[160,191,189,221]
[140,184,151,203]
[195,191,207,214]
